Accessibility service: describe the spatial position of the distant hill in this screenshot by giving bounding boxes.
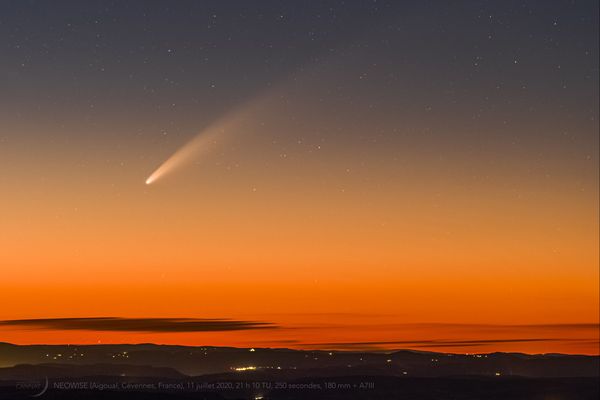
[0,342,597,377]
[0,344,598,399]
[0,363,184,380]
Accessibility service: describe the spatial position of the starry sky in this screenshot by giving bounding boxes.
[0,0,598,354]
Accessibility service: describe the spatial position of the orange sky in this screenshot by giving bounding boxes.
[0,117,598,353]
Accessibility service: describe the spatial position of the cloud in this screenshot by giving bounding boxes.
[0,317,277,332]
[301,337,598,351]
[506,323,599,330]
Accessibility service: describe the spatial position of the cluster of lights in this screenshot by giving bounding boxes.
[231,365,285,372]
[45,351,86,360]
[111,351,130,359]
[232,366,257,372]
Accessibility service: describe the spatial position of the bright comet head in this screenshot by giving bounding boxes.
[145,174,158,185]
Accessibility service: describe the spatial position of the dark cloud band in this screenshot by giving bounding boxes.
[302,337,598,350]
[0,317,277,332]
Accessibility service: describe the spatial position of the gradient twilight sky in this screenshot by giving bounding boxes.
[0,1,598,354]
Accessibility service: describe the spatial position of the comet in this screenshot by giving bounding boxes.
[144,87,277,185]
[144,125,222,185]
[145,102,256,185]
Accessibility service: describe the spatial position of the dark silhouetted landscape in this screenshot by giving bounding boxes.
[0,343,598,399]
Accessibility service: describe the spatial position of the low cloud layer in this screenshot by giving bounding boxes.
[303,338,595,350]
[0,317,277,332]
